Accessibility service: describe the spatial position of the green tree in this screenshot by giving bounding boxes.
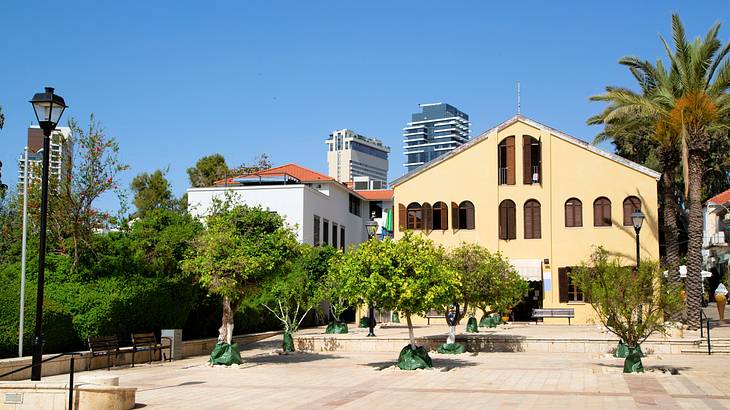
[335,233,458,352]
[130,169,175,217]
[571,248,682,372]
[260,245,336,351]
[318,251,350,325]
[589,15,730,328]
[181,199,298,344]
[186,154,229,188]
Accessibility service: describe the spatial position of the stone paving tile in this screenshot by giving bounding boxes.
[37,337,730,409]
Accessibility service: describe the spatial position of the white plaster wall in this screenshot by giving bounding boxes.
[302,184,368,248]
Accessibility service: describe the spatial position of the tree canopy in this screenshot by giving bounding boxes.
[131,169,175,217]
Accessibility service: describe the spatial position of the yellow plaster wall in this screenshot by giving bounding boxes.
[392,118,660,324]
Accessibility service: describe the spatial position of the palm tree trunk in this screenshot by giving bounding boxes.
[661,165,682,321]
[685,151,704,329]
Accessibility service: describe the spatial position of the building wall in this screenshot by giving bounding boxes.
[393,118,660,324]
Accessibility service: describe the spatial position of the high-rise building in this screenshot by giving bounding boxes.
[326,129,389,186]
[18,126,73,187]
[403,103,470,172]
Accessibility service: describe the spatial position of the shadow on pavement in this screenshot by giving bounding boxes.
[243,352,342,365]
[361,356,478,371]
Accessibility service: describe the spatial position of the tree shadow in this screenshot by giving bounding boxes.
[594,361,690,374]
[360,356,478,371]
[242,352,342,365]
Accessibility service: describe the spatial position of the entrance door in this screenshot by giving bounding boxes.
[511,281,543,321]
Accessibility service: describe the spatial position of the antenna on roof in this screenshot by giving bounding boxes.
[517,81,521,115]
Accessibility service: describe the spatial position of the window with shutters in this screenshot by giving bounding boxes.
[522,135,541,184]
[406,202,422,230]
[323,219,329,244]
[623,196,641,226]
[564,198,583,227]
[593,197,612,226]
[558,267,583,302]
[498,136,516,185]
[523,199,541,239]
[313,215,320,246]
[499,200,516,240]
[332,223,338,249]
[458,201,475,229]
[422,202,432,231]
[340,226,345,251]
[432,202,448,230]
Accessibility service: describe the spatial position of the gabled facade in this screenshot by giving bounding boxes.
[392,115,660,324]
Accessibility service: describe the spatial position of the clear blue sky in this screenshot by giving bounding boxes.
[1,1,728,212]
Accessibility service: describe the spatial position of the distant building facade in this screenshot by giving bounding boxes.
[17,126,72,187]
[403,103,470,172]
[326,129,389,186]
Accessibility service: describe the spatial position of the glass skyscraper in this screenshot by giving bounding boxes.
[403,103,470,172]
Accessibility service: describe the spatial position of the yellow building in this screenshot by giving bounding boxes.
[391,115,660,324]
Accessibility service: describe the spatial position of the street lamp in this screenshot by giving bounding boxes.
[364,212,378,337]
[631,209,645,268]
[29,87,67,381]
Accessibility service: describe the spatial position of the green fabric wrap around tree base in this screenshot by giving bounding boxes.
[437,343,466,354]
[479,314,499,328]
[466,317,479,333]
[209,342,242,365]
[623,347,644,373]
[325,321,349,334]
[397,344,433,370]
[614,342,643,358]
[391,312,400,323]
[282,332,295,352]
[358,317,369,328]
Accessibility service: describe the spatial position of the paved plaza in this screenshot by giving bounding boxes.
[43,333,730,409]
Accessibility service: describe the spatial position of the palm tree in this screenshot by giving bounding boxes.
[590,14,730,329]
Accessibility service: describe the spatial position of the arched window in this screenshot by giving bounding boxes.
[432,201,448,230]
[422,202,432,231]
[565,198,583,227]
[458,201,475,229]
[498,136,515,185]
[406,202,422,230]
[524,200,541,239]
[623,196,642,226]
[499,200,516,240]
[593,197,612,227]
[522,135,541,184]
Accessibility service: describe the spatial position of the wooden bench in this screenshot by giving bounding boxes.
[132,332,172,367]
[88,335,120,371]
[531,308,575,325]
[425,309,445,325]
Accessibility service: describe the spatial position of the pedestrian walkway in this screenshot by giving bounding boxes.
[42,336,730,409]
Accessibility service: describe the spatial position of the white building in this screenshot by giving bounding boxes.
[703,189,730,287]
[187,163,376,249]
[18,126,72,187]
[326,129,389,187]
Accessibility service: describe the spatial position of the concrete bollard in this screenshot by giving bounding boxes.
[162,329,183,360]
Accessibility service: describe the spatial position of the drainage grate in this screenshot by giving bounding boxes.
[4,393,23,404]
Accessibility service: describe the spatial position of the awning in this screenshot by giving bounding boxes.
[509,259,543,281]
[663,265,712,278]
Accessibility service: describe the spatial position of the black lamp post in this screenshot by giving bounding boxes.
[29,87,67,381]
[364,212,378,337]
[631,209,645,268]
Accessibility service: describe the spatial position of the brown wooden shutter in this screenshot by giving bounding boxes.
[452,202,459,230]
[506,136,515,185]
[603,201,611,226]
[507,202,516,239]
[537,139,542,184]
[575,201,582,227]
[523,135,532,184]
[398,203,406,230]
[499,202,507,239]
[422,203,432,231]
[533,202,541,238]
[558,268,569,303]
[440,203,448,230]
[565,201,574,227]
[466,204,474,229]
[623,197,641,226]
[524,203,533,239]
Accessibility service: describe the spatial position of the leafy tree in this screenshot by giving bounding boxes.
[260,245,336,351]
[571,248,682,372]
[181,200,298,344]
[589,15,730,328]
[335,233,458,351]
[130,169,175,217]
[229,153,273,176]
[186,154,229,188]
[318,251,351,325]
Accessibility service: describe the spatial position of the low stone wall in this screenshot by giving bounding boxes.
[0,330,282,382]
[293,334,702,355]
[0,381,135,410]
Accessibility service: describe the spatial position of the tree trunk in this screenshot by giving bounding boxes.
[685,151,704,329]
[406,313,416,350]
[661,165,683,322]
[218,296,240,344]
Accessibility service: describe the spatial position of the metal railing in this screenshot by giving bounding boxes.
[0,351,83,409]
[700,309,711,354]
[498,167,508,185]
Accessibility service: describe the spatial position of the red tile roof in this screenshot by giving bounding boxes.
[355,189,393,201]
[707,188,730,205]
[214,163,334,186]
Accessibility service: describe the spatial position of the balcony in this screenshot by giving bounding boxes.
[499,167,508,185]
[709,231,728,247]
